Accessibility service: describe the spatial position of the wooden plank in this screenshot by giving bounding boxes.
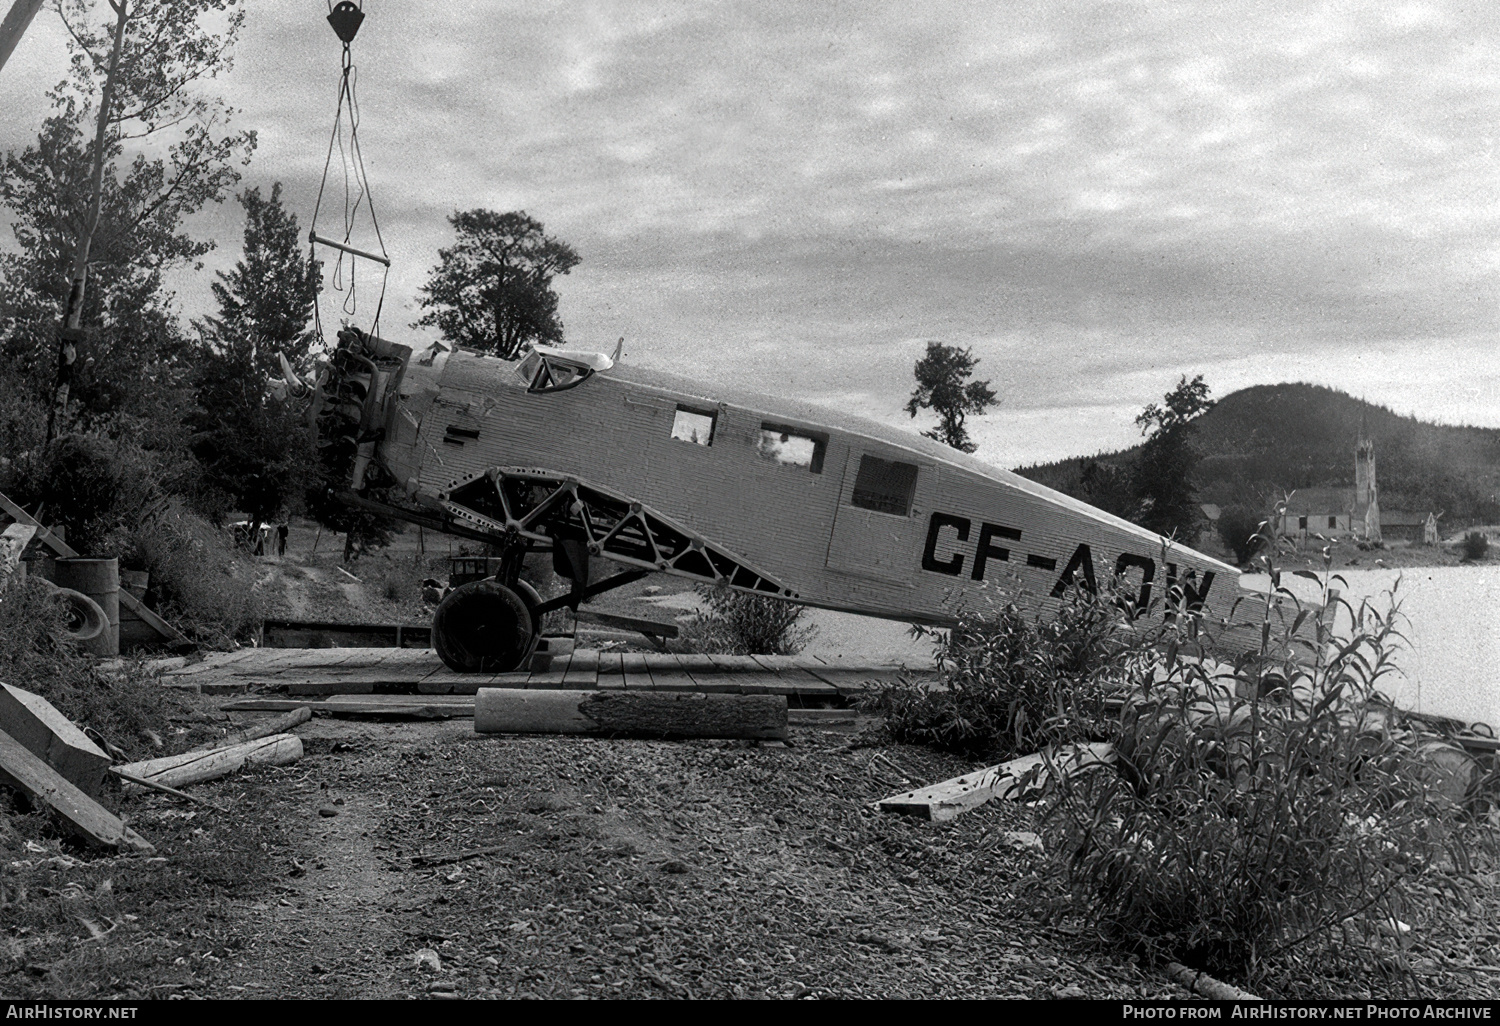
[0,727,153,852]
[323,694,475,719]
[525,647,571,689]
[575,606,679,640]
[289,680,377,696]
[443,671,529,695]
[596,650,626,690]
[115,735,303,789]
[562,649,600,687]
[0,683,110,796]
[219,698,326,712]
[620,652,653,691]
[875,743,1115,822]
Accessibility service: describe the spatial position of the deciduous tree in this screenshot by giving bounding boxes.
[0,0,255,433]
[1131,374,1213,538]
[415,209,580,359]
[905,341,998,454]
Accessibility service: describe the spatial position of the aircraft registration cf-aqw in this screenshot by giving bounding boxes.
[290,328,1248,673]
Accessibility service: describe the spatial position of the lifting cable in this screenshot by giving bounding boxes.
[310,0,389,345]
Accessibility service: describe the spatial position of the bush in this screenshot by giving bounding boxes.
[1216,504,1265,564]
[1460,532,1489,562]
[121,502,267,647]
[1040,575,1476,994]
[0,432,167,556]
[863,589,1123,759]
[682,585,816,656]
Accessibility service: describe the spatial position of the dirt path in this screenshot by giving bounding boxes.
[8,711,1493,1000]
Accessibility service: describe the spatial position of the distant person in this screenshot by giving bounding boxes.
[277,523,289,556]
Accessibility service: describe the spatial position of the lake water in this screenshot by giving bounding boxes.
[1242,566,1500,731]
[648,565,1499,731]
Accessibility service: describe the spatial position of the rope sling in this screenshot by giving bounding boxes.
[309,0,389,346]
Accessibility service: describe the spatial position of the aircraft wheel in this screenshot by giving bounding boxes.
[432,581,535,673]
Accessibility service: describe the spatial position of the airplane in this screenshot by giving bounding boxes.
[284,326,1263,674]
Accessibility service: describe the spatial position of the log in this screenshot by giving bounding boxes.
[1165,962,1262,1001]
[224,705,311,745]
[114,734,303,789]
[0,727,153,853]
[0,682,111,796]
[875,743,1115,822]
[474,688,787,740]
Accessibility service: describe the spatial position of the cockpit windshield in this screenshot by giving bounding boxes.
[514,346,615,394]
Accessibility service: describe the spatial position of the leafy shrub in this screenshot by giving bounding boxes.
[0,432,168,556]
[121,502,266,646]
[682,585,816,656]
[1216,504,1265,564]
[863,588,1124,759]
[1460,532,1489,562]
[1040,556,1477,994]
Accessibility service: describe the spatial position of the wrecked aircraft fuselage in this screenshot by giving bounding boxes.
[306,328,1249,672]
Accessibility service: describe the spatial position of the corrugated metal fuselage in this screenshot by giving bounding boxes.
[374,348,1241,629]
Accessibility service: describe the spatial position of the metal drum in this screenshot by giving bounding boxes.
[51,557,119,657]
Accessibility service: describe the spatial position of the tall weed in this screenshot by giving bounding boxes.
[1040,521,1482,994]
[682,585,817,656]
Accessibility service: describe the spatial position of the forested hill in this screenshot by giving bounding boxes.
[1015,383,1500,525]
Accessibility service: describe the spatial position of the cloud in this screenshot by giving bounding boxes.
[2,0,1496,467]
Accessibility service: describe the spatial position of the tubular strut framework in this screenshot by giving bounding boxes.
[439,468,795,599]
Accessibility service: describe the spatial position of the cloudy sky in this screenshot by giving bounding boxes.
[3,1,1498,466]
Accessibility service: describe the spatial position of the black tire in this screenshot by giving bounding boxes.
[432,580,535,673]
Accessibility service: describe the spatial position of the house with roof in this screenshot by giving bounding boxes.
[1272,436,1439,545]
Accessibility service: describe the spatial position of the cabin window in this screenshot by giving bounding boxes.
[850,455,918,516]
[1298,515,1308,530]
[1328,516,1338,529]
[671,405,717,446]
[758,423,826,473]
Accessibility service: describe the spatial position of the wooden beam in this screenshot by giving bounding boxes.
[574,606,679,640]
[114,734,303,789]
[874,743,1115,822]
[0,0,44,75]
[0,683,111,796]
[0,489,190,646]
[475,688,787,740]
[0,727,153,852]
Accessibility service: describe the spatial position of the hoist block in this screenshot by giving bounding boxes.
[327,1,364,44]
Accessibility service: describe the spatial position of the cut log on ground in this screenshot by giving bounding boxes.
[0,682,111,796]
[114,734,303,789]
[224,705,311,745]
[0,727,153,853]
[874,743,1115,822]
[1165,962,1262,1001]
[474,689,787,740]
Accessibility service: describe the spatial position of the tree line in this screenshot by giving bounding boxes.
[0,0,576,562]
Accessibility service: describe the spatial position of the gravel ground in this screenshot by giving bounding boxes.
[1,711,1495,1000]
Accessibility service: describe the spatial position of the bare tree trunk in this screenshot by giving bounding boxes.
[47,0,127,441]
[0,0,45,75]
